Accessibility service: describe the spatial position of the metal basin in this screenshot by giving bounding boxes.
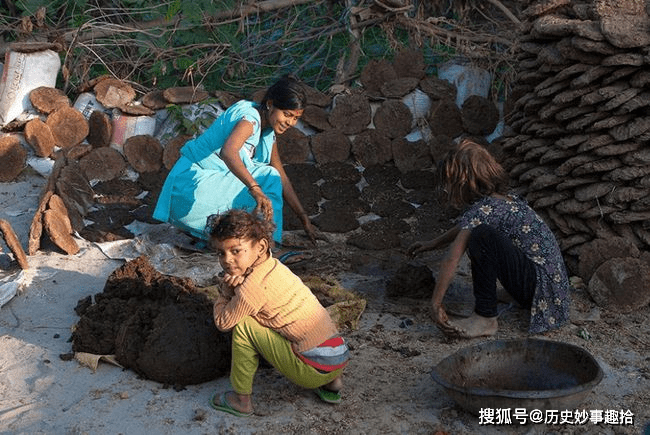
[431,338,603,415]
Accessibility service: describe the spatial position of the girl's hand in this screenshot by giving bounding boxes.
[431,304,463,335]
[222,272,246,289]
[431,304,449,325]
[249,186,273,221]
[408,240,434,257]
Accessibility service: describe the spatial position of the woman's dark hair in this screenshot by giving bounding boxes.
[436,138,509,209]
[206,209,275,246]
[261,74,306,111]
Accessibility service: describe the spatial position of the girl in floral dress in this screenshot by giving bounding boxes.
[409,139,570,338]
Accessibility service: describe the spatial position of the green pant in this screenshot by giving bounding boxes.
[230,316,342,395]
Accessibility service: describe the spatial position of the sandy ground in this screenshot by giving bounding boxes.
[1,170,649,435]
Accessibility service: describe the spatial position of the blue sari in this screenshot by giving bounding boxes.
[153,100,283,242]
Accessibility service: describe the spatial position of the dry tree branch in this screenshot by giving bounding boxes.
[396,15,513,48]
[486,0,521,25]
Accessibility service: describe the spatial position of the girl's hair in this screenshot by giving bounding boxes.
[436,138,509,209]
[261,74,306,111]
[206,209,275,245]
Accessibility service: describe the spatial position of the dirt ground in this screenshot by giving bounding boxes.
[1,171,649,435]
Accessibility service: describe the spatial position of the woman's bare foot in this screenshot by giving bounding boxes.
[225,391,253,414]
[448,313,498,338]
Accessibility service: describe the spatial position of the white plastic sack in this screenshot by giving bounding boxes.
[0,270,25,309]
[153,100,223,145]
[0,50,61,126]
[402,89,431,122]
[438,60,491,108]
[110,112,156,152]
[73,92,111,119]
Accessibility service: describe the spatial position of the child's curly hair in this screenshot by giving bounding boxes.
[436,138,509,209]
[205,209,275,246]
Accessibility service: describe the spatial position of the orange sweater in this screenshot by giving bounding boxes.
[213,256,338,352]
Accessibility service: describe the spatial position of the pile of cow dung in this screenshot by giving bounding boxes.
[72,255,231,386]
[501,0,650,311]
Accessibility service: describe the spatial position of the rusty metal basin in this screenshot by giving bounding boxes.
[431,338,603,415]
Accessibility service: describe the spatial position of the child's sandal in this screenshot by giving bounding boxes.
[314,387,342,404]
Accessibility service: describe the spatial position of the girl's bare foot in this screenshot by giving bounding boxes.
[448,313,498,338]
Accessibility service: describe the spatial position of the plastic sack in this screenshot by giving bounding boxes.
[73,92,111,119]
[110,112,156,152]
[0,49,61,126]
[153,100,223,145]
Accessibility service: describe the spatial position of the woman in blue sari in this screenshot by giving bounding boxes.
[154,76,316,245]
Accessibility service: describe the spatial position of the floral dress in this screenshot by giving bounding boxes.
[458,194,570,333]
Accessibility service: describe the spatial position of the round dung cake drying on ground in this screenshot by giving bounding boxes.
[461,95,500,135]
[300,84,331,107]
[141,90,168,110]
[428,134,454,161]
[319,180,360,200]
[65,143,93,161]
[162,135,191,170]
[319,161,361,183]
[122,135,163,173]
[0,219,29,269]
[328,92,371,135]
[162,87,209,104]
[392,48,426,80]
[277,127,310,164]
[419,76,457,101]
[24,118,56,157]
[47,194,71,222]
[284,162,323,186]
[301,105,331,131]
[0,136,27,182]
[373,99,413,139]
[380,77,420,99]
[87,110,112,148]
[351,129,392,167]
[363,163,401,186]
[94,78,136,108]
[360,58,397,97]
[311,130,351,164]
[79,147,127,181]
[29,86,70,114]
[312,208,359,233]
[391,137,432,173]
[46,106,89,148]
[428,98,463,138]
[213,90,242,109]
[118,101,155,116]
[43,208,79,255]
[347,220,403,249]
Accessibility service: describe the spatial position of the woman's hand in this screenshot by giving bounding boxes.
[249,186,274,221]
[300,214,317,244]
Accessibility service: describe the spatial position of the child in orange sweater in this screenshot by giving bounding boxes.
[208,209,349,417]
